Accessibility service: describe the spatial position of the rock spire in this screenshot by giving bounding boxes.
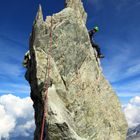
[24,0,128,139]
[65,0,87,23]
[35,4,43,22]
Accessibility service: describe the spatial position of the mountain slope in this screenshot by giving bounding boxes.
[127,124,140,140]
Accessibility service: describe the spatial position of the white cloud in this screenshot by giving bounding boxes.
[0,105,15,139]
[123,96,140,128]
[130,96,140,106]
[0,94,35,139]
[13,120,35,138]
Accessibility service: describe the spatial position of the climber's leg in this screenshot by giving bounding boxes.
[92,42,104,58]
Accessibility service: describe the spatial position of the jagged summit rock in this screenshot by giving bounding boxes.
[24,0,128,139]
[35,4,43,22]
[65,0,87,23]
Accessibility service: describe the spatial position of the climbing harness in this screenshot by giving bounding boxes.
[40,17,53,140]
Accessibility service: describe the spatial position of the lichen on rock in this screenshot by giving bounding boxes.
[24,0,128,139]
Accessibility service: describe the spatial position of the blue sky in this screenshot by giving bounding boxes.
[0,0,140,104]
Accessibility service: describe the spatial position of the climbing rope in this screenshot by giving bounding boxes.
[39,13,101,139]
[40,16,53,140]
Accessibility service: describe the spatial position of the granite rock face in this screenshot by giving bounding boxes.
[25,0,128,139]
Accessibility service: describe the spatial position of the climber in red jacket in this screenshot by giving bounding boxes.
[89,26,104,58]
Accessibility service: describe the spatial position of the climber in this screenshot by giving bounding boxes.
[89,26,104,58]
[22,50,30,68]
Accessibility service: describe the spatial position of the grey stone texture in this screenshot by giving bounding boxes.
[24,0,128,139]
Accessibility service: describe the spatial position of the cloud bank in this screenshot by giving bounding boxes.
[123,96,140,128]
[0,94,140,139]
[0,94,35,139]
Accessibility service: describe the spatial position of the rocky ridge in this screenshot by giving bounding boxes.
[127,124,140,140]
[25,0,128,139]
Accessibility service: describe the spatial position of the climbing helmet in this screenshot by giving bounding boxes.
[94,26,99,32]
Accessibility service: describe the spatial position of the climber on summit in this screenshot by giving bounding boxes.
[89,26,104,58]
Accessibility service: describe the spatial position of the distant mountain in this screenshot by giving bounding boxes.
[127,124,140,140]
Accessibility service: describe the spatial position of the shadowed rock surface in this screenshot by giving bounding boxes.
[24,0,128,139]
